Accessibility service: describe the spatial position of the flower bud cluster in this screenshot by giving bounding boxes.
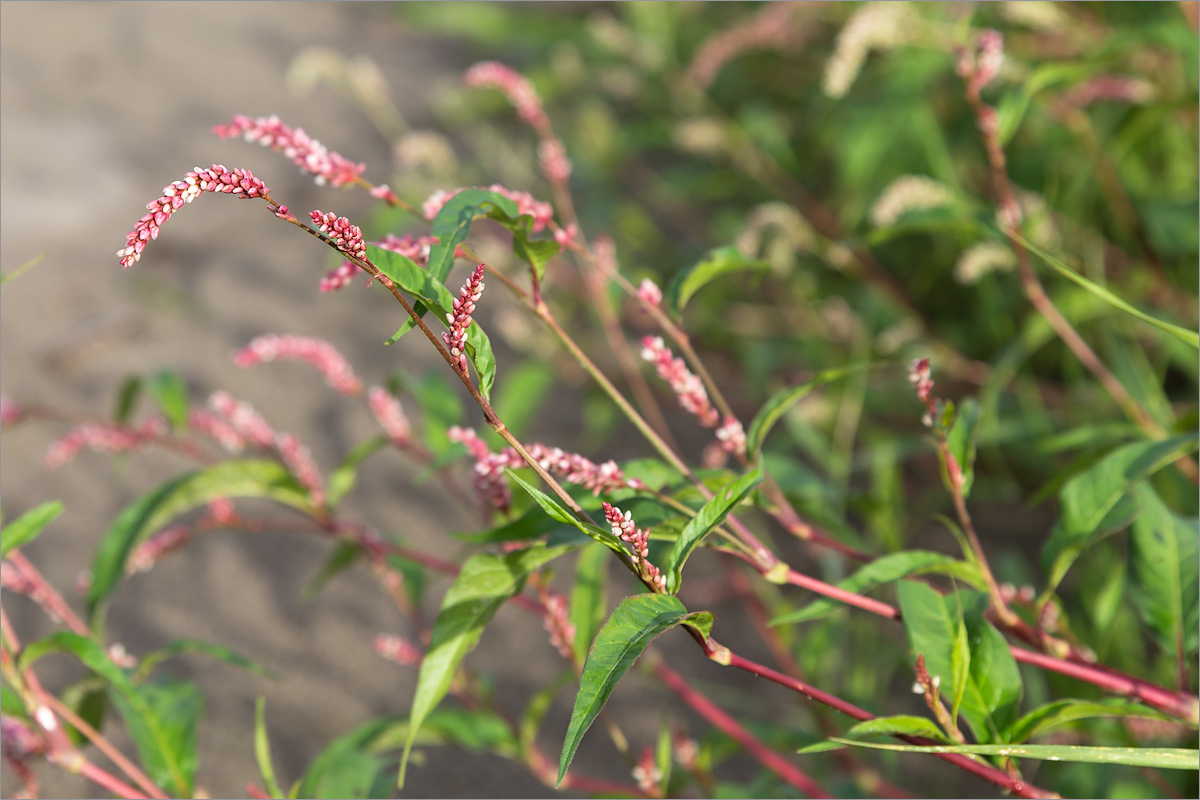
[448,426,513,511]
[538,586,576,660]
[687,1,809,89]
[208,391,276,449]
[368,386,412,448]
[213,114,365,187]
[603,502,667,592]
[641,336,718,427]
[119,164,270,267]
[443,264,487,375]
[422,185,554,232]
[233,334,362,396]
[463,61,549,129]
[187,409,246,453]
[823,2,909,98]
[127,525,191,574]
[957,30,1005,96]
[537,138,573,184]
[44,421,149,469]
[276,432,325,507]
[636,278,662,308]
[309,210,367,265]
[869,175,955,228]
[373,634,424,667]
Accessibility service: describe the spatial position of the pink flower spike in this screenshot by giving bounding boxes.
[232,334,362,396]
[636,278,662,308]
[538,138,572,183]
[309,210,368,264]
[44,422,146,469]
[908,357,933,403]
[641,336,719,428]
[373,634,424,667]
[463,61,549,129]
[448,426,514,511]
[539,587,576,660]
[602,502,666,592]
[119,164,272,268]
[442,264,487,375]
[127,525,191,574]
[276,432,325,507]
[213,114,365,187]
[715,416,746,456]
[207,391,276,449]
[554,223,579,248]
[368,386,412,448]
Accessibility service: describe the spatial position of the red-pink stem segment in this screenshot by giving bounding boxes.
[654,661,830,798]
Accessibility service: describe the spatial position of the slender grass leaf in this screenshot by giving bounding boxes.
[570,542,610,667]
[771,550,981,626]
[1,500,63,557]
[1042,435,1198,594]
[558,593,693,786]
[146,369,189,432]
[398,544,571,787]
[506,469,624,554]
[664,246,770,317]
[1007,699,1182,745]
[135,638,278,682]
[87,460,313,632]
[842,715,951,742]
[664,461,763,593]
[0,253,45,285]
[826,739,1199,769]
[326,435,389,508]
[1129,484,1199,663]
[113,375,143,425]
[255,698,285,799]
[746,364,874,458]
[1005,227,1200,349]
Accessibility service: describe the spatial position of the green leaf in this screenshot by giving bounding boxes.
[896,583,1022,741]
[110,680,204,797]
[506,469,625,554]
[1129,484,1199,663]
[1,500,63,557]
[485,360,555,448]
[299,742,390,799]
[146,369,190,432]
[400,369,463,457]
[326,435,389,508]
[301,540,364,602]
[1043,435,1198,595]
[255,698,285,799]
[945,398,980,498]
[365,709,519,757]
[1,682,28,717]
[569,542,610,667]
[112,375,143,425]
[558,593,693,786]
[825,739,1199,770]
[1007,699,1180,745]
[398,544,571,787]
[664,462,764,593]
[87,460,313,632]
[135,638,278,682]
[59,679,107,747]
[665,246,770,316]
[746,364,875,458]
[373,246,498,401]
[950,609,970,730]
[841,715,951,743]
[520,670,574,758]
[770,550,982,626]
[20,632,201,796]
[1005,227,1200,349]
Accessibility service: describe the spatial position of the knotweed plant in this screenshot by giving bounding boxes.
[3,5,1198,799]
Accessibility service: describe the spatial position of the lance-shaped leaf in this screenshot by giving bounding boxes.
[87,460,313,633]
[746,363,874,458]
[558,593,713,786]
[1006,698,1180,745]
[663,461,763,593]
[372,246,497,401]
[145,369,190,432]
[1,500,63,557]
[1129,484,1199,665]
[569,542,610,667]
[506,469,625,554]
[823,739,1199,770]
[398,544,572,787]
[664,246,770,317]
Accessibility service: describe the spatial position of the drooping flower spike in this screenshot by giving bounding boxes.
[213,114,365,187]
[232,334,362,396]
[118,164,276,268]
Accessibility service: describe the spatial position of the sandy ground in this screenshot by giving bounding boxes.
[0,3,675,797]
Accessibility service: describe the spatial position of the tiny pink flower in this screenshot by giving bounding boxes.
[554,222,579,248]
[208,391,276,449]
[127,524,191,574]
[206,497,237,525]
[715,416,746,456]
[636,278,662,308]
[641,336,720,428]
[538,138,572,183]
[0,394,23,427]
[525,443,644,495]
[463,61,549,129]
[603,502,666,592]
[119,164,272,268]
[908,357,933,404]
[213,114,365,187]
[233,334,362,396]
[539,587,576,660]
[276,432,325,507]
[368,385,412,448]
[373,634,424,667]
[448,425,513,511]
[309,210,367,264]
[369,184,400,204]
[442,264,487,375]
[319,261,359,293]
[44,422,146,469]
[632,746,661,793]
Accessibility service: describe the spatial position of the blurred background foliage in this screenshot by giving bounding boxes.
[285,4,1197,794]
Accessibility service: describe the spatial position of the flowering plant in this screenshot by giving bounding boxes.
[3,4,1198,798]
